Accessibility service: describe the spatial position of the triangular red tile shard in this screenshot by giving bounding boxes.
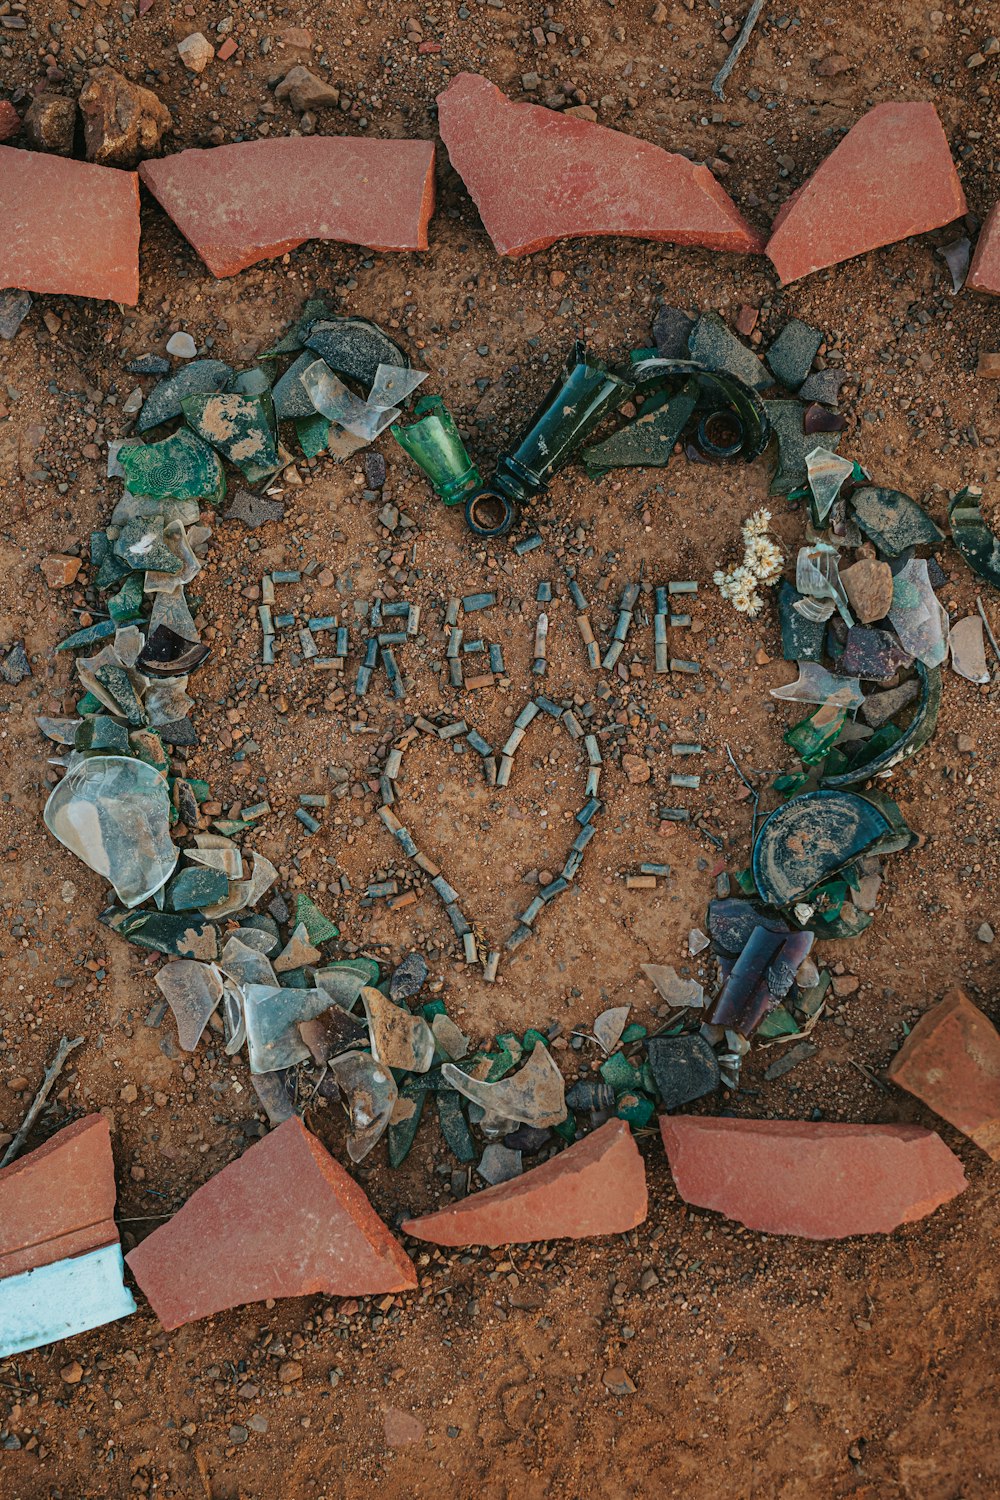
[139,136,436,277]
[0,147,140,303]
[765,102,967,285]
[660,1116,967,1239]
[0,1114,120,1279]
[968,201,1000,295]
[888,988,1000,1158]
[126,1116,415,1330]
[402,1118,647,1247]
[436,72,763,258]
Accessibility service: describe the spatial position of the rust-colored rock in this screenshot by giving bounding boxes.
[888,988,1000,1158]
[0,147,140,303]
[23,92,77,156]
[436,72,763,258]
[660,1115,967,1239]
[0,1115,119,1280]
[766,103,966,285]
[402,1119,647,1247]
[41,553,82,589]
[79,67,173,168]
[968,201,1000,296]
[126,1116,415,1329]
[0,101,20,143]
[139,136,436,277]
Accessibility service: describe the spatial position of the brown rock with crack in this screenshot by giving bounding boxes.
[840,557,894,624]
[274,66,341,113]
[766,103,966,285]
[139,136,436,277]
[126,1116,416,1329]
[23,93,77,155]
[402,1119,647,1247]
[0,146,140,303]
[436,72,763,258]
[660,1115,967,1238]
[888,988,1000,1158]
[0,1115,119,1279]
[968,201,1000,296]
[79,67,173,168]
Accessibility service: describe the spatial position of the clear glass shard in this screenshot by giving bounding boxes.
[154,959,224,1050]
[805,447,855,522]
[442,1045,567,1129]
[273,922,322,974]
[246,851,278,906]
[44,754,177,907]
[888,558,949,667]
[222,980,247,1055]
[593,1005,630,1053]
[949,614,990,684]
[640,963,706,1009]
[796,543,854,626]
[302,360,400,441]
[144,677,194,727]
[328,1050,398,1162]
[771,661,864,710]
[368,363,428,409]
[431,1012,470,1060]
[360,985,434,1073]
[220,936,278,988]
[242,983,330,1072]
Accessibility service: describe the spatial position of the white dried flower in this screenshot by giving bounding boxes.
[715,509,785,616]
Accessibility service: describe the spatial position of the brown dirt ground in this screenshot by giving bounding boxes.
[2,1,1000,1496]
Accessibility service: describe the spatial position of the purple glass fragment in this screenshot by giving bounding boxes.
[710,924,786,1032]
[841,625,912,682]
[765,929,815,999]
[707,898,790,958]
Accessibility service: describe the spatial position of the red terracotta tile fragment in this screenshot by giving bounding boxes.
[766,103,966,285]
[0,147,140,303]
[126,1116,415,1329]
[660,1115,967,1239]
[436,72,762,258]
[139,136,436,277]
[0,1115,119,1280]
[968,200,1000,295]
[888,988,1000,1158]
[402,1119,647,1248]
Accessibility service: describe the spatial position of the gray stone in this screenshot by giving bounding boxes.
[858,678,920,728]
[766,318,823,390]
[647,1033,720,1110]
[0,290,31,340]
[389,950,429,1002]
[689,311,771,391]
[798,369,847,406]
[136,359,233,432]
[652,303,695,358]
[223,489,285,529]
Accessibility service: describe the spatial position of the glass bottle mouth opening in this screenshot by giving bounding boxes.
[696,409,745,460]
[464,488,517,538]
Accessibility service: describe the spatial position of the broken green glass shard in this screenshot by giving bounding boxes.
[437,1089,476,1161]
[304,316,408,392]
[688,311,771,391]
[392,394,482,504]
[118,429,226,505]
[107,572,146,623]
[154,958,224,1049]
[56,619,119,653]
[771,661,863,711]
[766,400,840,495]
[136,359,233,433]
[44,754,177,906]
[949,487,1000,590]
[95,551,133,590]
[113,516,184,576]
[778,580,826,662]
[599,1051,643,1093]
[165,865,229,912]
[628,357,770,461]
[261,296,333,357]
[615,1092,655,1128]
[765,318,823,390]
[821,662,940,789]
[388,1079,426,1167]
[102,907,218,961]
[293,893,339,945]
[143,520,201,594]
[295,412,331,458]
[181,391,283,482]
[74,715,131,756]
[752,789,898,907]
[784,701,848,765]
[849,486,945,556]
[360,985,435,1073]
[581,380,698,476]
[442,1044,566,1128]
[328,1049,398,1162]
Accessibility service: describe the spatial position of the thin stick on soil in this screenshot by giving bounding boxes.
[711,0,768,99]
[0,1035,84,1168]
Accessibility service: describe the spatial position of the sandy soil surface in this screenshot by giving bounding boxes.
[1,1,999,1496]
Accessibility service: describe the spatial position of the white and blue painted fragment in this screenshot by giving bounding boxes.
[0,1243,136,1358]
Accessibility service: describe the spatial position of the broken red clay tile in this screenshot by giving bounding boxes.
[660,1115,967,1239]
[0,146,139,303]
[436,72,762,258]
[0,1115,119,1280]
[402,1118,647,1248]
[888,988,1000,1158]
[968,200,1000,295]
[126,1116,415,1330]
[765,103,966,286]
[139,136,436,277]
